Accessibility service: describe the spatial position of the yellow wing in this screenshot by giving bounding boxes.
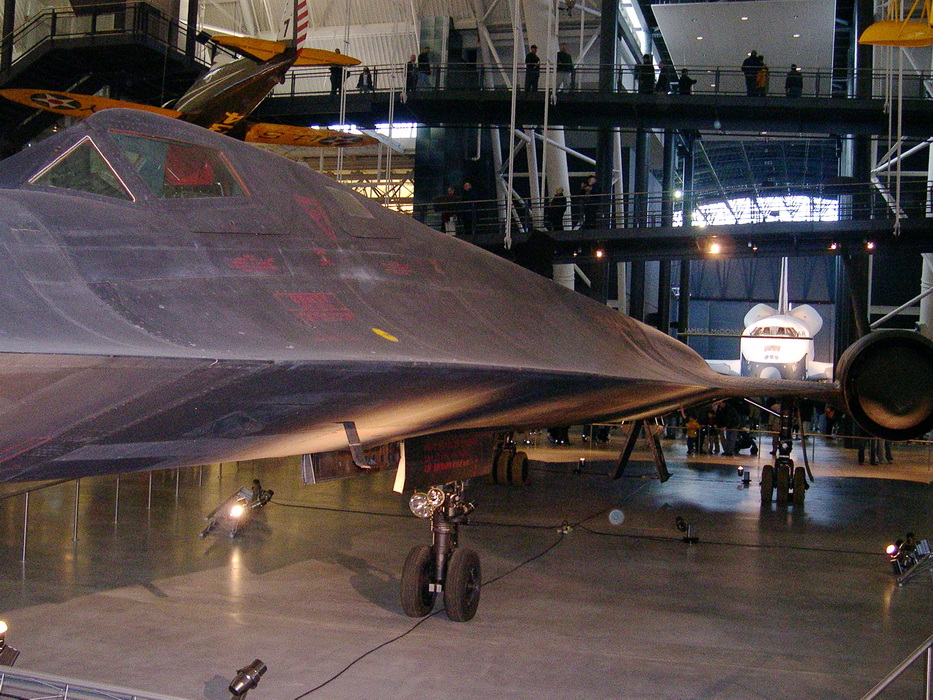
[294,47,361,67]
[211,36,361,66]
[859,20,933,46]
[245,122,377,148]
[0,89,182,119]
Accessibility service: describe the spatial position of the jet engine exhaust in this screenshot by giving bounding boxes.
[836,330,933,441]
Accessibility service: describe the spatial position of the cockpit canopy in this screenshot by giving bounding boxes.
[27,131,246,201]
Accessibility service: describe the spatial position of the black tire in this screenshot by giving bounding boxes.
[444,548,482,622]
[494,451,511,484]
[775,464,790,505]
[760,464,774,505]
[750,444,759,456]
[509,451,529,486]
[792,466,807,506]
[400,545,436,617]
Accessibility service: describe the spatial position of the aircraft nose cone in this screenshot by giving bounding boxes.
[759,366,782,379]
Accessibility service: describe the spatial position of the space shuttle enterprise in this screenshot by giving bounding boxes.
[0,108,932,620]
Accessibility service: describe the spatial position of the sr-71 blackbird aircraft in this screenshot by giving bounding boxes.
[0,109,931,621]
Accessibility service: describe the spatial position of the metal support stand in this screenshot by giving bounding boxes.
[114,475,120,524]
[73,479,80,541]
[147,471,153,510]
[897,553,933,586]
[610,419,670,482]
[21,491,28,563]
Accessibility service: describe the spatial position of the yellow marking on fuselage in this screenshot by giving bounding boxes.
[372,328,399,342]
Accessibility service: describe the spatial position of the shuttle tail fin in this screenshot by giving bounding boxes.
[777,257,790,315]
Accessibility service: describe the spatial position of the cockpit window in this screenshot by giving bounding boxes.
[29,137,132,200]
[749,326,802,338]
[110,131,246,199]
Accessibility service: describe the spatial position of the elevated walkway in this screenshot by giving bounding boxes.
[255,62,933,136]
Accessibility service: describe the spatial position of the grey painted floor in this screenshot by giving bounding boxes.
[1,433,932,699]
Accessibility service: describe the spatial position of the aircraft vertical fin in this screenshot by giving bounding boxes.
[777,257,790,315]
[278,0,308,46]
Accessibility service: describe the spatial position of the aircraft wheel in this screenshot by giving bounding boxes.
[509,451,529,486]
[760,465,774,505]
[775,464,790,505]
[494,451,511,484]
[443,547,481,622]
[400,545,436,617]
[792,467,807,506]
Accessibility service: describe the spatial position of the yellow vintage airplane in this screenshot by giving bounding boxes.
[1,1,375,148]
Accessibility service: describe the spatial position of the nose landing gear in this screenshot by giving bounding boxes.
[761,401,810,506]
[401,481,481,622]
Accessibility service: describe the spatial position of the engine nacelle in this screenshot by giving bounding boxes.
[836,330,933,441]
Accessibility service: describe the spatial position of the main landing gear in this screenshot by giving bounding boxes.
[761,401,810,506]
[401,481,481,622]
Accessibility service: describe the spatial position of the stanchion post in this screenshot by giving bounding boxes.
[73,479,80,541]
[21,491,29,563]
[114,475,120,524]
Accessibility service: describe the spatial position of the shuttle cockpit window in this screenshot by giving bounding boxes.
[110,131,246,199]
[29,137,132,200]
[749,326,802,338]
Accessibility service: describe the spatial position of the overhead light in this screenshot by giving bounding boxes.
[866,240,876,250]
[793,33,801,38]
[707,237,722,255]
[741,15,749,20]
[696,36,703,40]
[829,241,839,250]
[229,503,245,519]
[673,189,683,200]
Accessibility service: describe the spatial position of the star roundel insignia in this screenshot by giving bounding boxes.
[30,93,83,110]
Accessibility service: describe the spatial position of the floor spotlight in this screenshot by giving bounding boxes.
[675,516,699,544]
[230,659,267,697]
[0,620,21,666]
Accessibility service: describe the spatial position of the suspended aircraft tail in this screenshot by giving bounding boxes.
[278,0,309,46]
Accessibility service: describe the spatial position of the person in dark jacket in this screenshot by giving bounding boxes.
[329,48,345,99]
[547,187,567,231]
[525,45,541,92]
[785,64,803,97]
[635,54,655,94]
[678,68,697,95]
[655,60,677,94]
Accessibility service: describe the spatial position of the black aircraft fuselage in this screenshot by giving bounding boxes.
[0,109,930,484]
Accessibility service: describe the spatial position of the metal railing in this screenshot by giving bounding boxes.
[410,180,909,239]
[271,61,933,102]
[0,2,213,78]
[0,665,189,700]
[860,631,933,699]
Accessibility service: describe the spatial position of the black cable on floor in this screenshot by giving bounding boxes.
[291,525,572,698]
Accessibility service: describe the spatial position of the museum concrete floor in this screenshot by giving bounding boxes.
[1,431,932,699]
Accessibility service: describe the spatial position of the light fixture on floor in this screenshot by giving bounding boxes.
[229,659,266,697]
[0,620,21,666]
[675,516,699,544]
